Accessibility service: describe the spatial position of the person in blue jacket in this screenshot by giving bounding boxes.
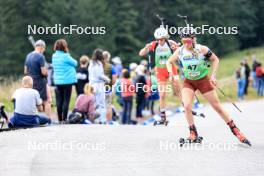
[52,39,77,123]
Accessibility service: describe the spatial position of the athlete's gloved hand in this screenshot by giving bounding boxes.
[210,75,217,87]
[145,43,151,50]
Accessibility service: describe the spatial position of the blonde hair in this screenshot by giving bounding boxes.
[22,76,33,88]
[79,55,89,66]
[103,51,111,62]
[84,83,94,95]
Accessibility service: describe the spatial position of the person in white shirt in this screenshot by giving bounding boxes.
[8,76,51,128]
[88,49,110,123]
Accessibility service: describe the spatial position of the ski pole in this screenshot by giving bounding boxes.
[156,14,165,27]
[28,35,36,47]
[148,54,153,90]
[177,14,189,27]
[194,93,201,104]
[217,87,242,113]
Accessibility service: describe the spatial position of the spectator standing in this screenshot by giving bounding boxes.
[236,62,246,100]
[76,55,89,96]
[120,69,134,124]
[52,39,77,123]
[88,49,110,123]
[129,62,138,84]
[256,63,264,96]
[24,40,52,118]
[243,58,251,95]
[103,51,117,123]
[112,56,123,77]
[252,55,258,88]
[135,65,147,118]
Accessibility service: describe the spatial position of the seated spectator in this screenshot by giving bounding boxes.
[67,83,96,124]
[8,76,51,128]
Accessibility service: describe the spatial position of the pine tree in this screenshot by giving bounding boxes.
[109,0,142,65]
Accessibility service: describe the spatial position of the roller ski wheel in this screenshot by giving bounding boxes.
[200,113,205,118]
[191,110,205,118]
[153,120,169,126]
[179,136,203,147]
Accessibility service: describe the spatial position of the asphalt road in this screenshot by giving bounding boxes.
[0,99,264,176]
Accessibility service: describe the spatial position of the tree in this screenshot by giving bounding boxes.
[109,0,142,64]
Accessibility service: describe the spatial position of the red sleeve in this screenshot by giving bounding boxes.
[149,41,157,52]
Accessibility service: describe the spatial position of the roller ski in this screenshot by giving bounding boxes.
[153,119,169,126]
[179,124,203,147]
[176,107,205,118]
[191,110,205,118]
[153,110,169,126]
[227,120,251,146]
[179,136,203,147]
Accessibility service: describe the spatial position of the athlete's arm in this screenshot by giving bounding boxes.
[166,48,180,75]
[139,43,151,56]
[201,45,219,86]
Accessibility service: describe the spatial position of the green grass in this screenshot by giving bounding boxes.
[1,46,264,112]
[217,46,264,79]
[0,77,21,112]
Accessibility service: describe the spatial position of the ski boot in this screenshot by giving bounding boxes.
[227,120,251,146]
[153,110,169,126]
[179,124,203,147]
